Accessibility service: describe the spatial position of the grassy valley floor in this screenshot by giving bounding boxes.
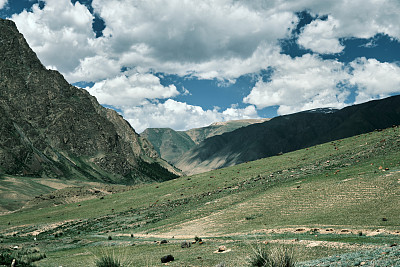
[0,126,399,266]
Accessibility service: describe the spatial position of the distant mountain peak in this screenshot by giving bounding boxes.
[210,118,270,126]
[300,107,338,114]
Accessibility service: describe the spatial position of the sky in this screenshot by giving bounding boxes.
[1,0,400,133]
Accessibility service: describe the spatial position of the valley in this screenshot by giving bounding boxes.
[0,13,399,267]
[1,125,399,266]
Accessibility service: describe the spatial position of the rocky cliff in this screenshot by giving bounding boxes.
[0,19,179,183]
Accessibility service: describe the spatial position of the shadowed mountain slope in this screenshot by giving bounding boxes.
[176,95,400,174]
[0,19,179,183]
[141,119,269,165]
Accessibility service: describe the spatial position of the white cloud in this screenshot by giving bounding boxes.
[122,100,259,133]
[93,0,295,61]
[68,55,121,82]
[86,73,179,107]
[274,0,400,40]
[244,54,400,115]
[0,0,7,10]
[244,54,350,114]
[85,0,297,80]
[11,0,96,76]
[349,58,400,103]
[8,0,400,132]
[297,16,344,54]
[10,0,400,83]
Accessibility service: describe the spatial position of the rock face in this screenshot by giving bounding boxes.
[0,19,179,183]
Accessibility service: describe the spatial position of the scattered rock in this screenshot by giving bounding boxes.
[160,240,168,244]
[181,241,191,248]
[161,255,174,263]
[306,242,319,248]
[218,246,227,252]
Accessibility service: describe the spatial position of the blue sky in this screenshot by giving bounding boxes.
[1,0,400,132]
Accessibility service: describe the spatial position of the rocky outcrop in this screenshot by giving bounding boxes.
[0,19,179,183]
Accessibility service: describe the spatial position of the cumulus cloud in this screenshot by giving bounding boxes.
[274,0,400,40]
[123,100,259,133]
[297,16,344,54]
[93,0,295,61]
[86,73,179,106]
[0,0,7,10]
[11,0,96,76]
[244,54,350,114]
[68,55,121,82]
[12,0,400,82]
[8,0,400,131]
[349,58,400,103]
[84,0,297,80]
[244,54,400,115]
[10,0,400,83]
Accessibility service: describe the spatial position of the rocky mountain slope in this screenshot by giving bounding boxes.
[0,19,179,183]
[141,119,268,165]
[176,95,400,174]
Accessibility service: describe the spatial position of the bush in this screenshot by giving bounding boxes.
[0,248,45,267]
[249,245,296,267]
[95,255,121,267]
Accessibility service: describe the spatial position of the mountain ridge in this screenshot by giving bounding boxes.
[0,18,179,183]
[176,95,400,174]
[141,118,269,166]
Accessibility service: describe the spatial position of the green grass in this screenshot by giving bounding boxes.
[0,126,399,266]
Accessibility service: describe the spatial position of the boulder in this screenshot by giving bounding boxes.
[161,255,174,263]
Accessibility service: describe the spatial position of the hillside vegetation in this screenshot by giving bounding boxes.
[176,95,400,175]
[0,125,399,266]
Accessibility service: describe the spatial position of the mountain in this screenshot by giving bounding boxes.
[141,119,269,166]
[185,119,270,144]
[0,19,179,184]
[176,95,400,174]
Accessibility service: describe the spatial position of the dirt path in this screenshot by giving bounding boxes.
[130,226,400,241]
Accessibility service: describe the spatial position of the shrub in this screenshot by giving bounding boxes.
[161,255,174,263]
[95,255,121,267]
[0,249,38,267]
[181,241,191,248]
[249,245,296,267]
[25,253,46,264]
